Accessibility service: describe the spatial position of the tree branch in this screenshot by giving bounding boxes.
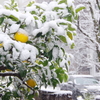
[77,18,99,48]
[0,72,35,93]
[0,72,20,77]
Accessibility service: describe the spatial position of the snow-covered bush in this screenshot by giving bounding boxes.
[0,0,85,99]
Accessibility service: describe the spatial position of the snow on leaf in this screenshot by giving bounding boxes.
[58,35,67,43]
[9,24,20,33]
[52,47,59,60]
[75,4,85,13]
[12,48,20,60]
[67,31,73,40]
[20,49,30,61]
[67,0,74,7]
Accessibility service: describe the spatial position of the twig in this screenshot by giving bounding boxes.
[4,23,8,33]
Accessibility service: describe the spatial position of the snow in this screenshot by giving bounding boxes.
[41,86,72,95]
[67,0,74,7]
[10,24,20,33]
[52,47,59,60]
[0,0,88,99]
[12,48,20,60]
[77,96,84,100]
[18,28,28,35]
[13,41,24,51]
[95,95,100,99]
[20,49,30,61]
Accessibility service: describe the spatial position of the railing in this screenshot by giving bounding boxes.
[35,90,72,100]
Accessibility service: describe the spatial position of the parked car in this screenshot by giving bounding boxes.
[60,75,100,100]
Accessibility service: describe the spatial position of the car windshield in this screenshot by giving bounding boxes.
[74,77,99,85]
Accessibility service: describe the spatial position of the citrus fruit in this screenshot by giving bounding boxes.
[14,30,28,43]
[0,43,3,48]
[26,79,37,88]
[6,69,12,71]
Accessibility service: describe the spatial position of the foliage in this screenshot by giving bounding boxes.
[0,0,85,99]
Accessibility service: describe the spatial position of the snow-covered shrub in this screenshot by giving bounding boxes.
[0,0,85,99]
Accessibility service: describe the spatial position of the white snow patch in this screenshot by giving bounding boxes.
[12,48,20,60]
[67,0,74,7]
[10,24,20,33]
[20,49,30,61]
[77,96,84,100]
[41,86,72,95]
[52,47,59,60]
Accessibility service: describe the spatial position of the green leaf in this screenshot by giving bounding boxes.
[2,92,11,100]
[27,1,34,7]
[20,70,27,77]
[7,82,12,87]
[70,43,75,49]
[55,67,68,83]
[43,60,48,66]
[53,7,63,11]
[75,6,85,13]
[34,16,39,20]
[42,73,47,86]
[67,31,73,40]
[14,8,18,12]
[13,91,19,97]
[5,5,10,9]
[58,35,67,43]
[28,94,34,100]
[63,74,68,82]
[44,49,53,61]
[26,41,33,44]
[8,15,19,21]
[51,78,59,88]
[68,24,76,31]
[49,65,54,70]
[11,0,14,5]
[13,3,17,8]
[64,14,72,22]
[9,76,12,82]
[57,74,63,82]
[55,67,64,74]
[41,15,46,23]
[59,22,67,25]
[35,32,42,37]
[0,17,4,25]
[68,61,70,65]
[58,0,67,4]
[20,24,26,28]
[31,11,36,14]
[67,6,75,17]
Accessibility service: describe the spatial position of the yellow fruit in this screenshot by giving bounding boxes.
[26,79,37,88]
[6,69,12,71]
[0,43,3,48]
[14,32,28,43]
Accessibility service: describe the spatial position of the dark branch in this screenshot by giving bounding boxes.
[0,72,20,77]
[0,72,35,93]
[0,67,7,70]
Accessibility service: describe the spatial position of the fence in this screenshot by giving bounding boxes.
[35,90,72,100]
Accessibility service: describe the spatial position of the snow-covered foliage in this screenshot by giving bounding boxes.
[0,0,84,99]
[68,0,100,75]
